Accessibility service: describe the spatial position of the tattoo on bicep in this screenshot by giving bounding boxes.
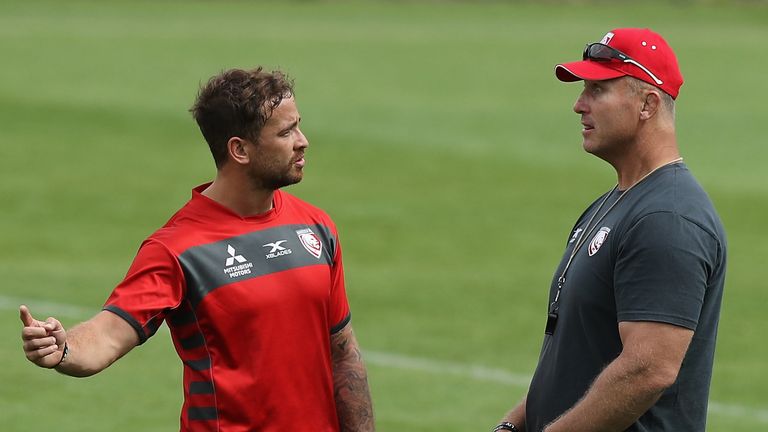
[337,338,349,353]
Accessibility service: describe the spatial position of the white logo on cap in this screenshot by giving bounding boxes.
[600,32,615,45]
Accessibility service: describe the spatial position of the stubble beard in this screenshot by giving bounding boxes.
[248,162,303,191]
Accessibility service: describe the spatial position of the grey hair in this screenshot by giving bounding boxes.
[627,77,675,120]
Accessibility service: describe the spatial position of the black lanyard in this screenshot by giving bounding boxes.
[545,186,620,335]
[543,158,683,336]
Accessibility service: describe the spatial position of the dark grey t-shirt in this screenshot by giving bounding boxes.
[526,163,727,431]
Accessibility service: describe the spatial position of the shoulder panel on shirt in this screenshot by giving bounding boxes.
[179,223,337,308]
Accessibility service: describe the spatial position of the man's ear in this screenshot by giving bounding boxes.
[640,90,662,121]
[227,137,250,165]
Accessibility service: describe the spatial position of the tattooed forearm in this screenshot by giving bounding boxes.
[331,325,375,431]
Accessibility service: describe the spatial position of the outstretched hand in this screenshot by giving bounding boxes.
[20,305,67,368]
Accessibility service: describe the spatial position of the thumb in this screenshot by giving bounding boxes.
[19,305,39,327]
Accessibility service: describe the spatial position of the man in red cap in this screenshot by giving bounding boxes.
[494,28,726,432]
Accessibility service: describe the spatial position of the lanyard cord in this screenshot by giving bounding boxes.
[554,185,618,302]
[551,185,618,306]
[545,158,684,334]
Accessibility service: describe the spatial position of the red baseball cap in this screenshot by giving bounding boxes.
[555,28,684,99]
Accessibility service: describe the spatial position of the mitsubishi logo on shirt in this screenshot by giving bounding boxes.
[223,245,252,278]
[263,240,292,260]
[225,245,247,266]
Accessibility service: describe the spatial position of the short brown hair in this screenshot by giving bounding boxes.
[190,67,294,168]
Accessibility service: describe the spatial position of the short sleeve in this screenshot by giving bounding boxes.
[103,239,186,344]
[615,212,719,330]
[328,233,351,334]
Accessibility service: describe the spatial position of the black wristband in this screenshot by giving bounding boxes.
[493,422,519,432]
[49,342,69,369]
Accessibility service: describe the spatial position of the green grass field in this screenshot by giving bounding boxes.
[2,1,767,430]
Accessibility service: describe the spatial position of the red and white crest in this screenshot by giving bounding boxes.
[296,228,322,259]
[588,227,611,257]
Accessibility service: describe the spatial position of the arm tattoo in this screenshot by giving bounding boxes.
[331,326,375,431]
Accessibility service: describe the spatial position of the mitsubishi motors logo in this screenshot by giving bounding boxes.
[225,245,246,266]
[223,244,252,278]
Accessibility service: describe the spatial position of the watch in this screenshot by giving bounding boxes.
[493,422,520,432]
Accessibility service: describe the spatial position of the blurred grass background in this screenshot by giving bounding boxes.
[1,1,766,430]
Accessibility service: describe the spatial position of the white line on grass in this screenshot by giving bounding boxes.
[1,295,94,320]
[365,350,768,424]
[364,350,532,388]
[708,401,768,424]
[3,294,767,424]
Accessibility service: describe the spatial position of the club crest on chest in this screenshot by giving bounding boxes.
[588,227,611,256]
[296,228,323,259]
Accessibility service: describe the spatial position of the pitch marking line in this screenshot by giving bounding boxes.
[3,295,766,424]
[364,350,532,388]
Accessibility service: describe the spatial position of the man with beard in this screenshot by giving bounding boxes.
[20,67,375,432]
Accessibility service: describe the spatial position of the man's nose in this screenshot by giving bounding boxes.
[573,92,588,114]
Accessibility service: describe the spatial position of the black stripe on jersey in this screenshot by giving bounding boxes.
[103,305,149,345]
[168,302,198,327]
[180,333,206,350]
[178,223,337,309]
[188,406,218,421]
[145,315,164,339]
[189,381,215,395]
[185,357,212,371]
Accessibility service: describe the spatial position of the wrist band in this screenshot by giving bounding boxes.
[50,342,69,369]
[493,422,519,432]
